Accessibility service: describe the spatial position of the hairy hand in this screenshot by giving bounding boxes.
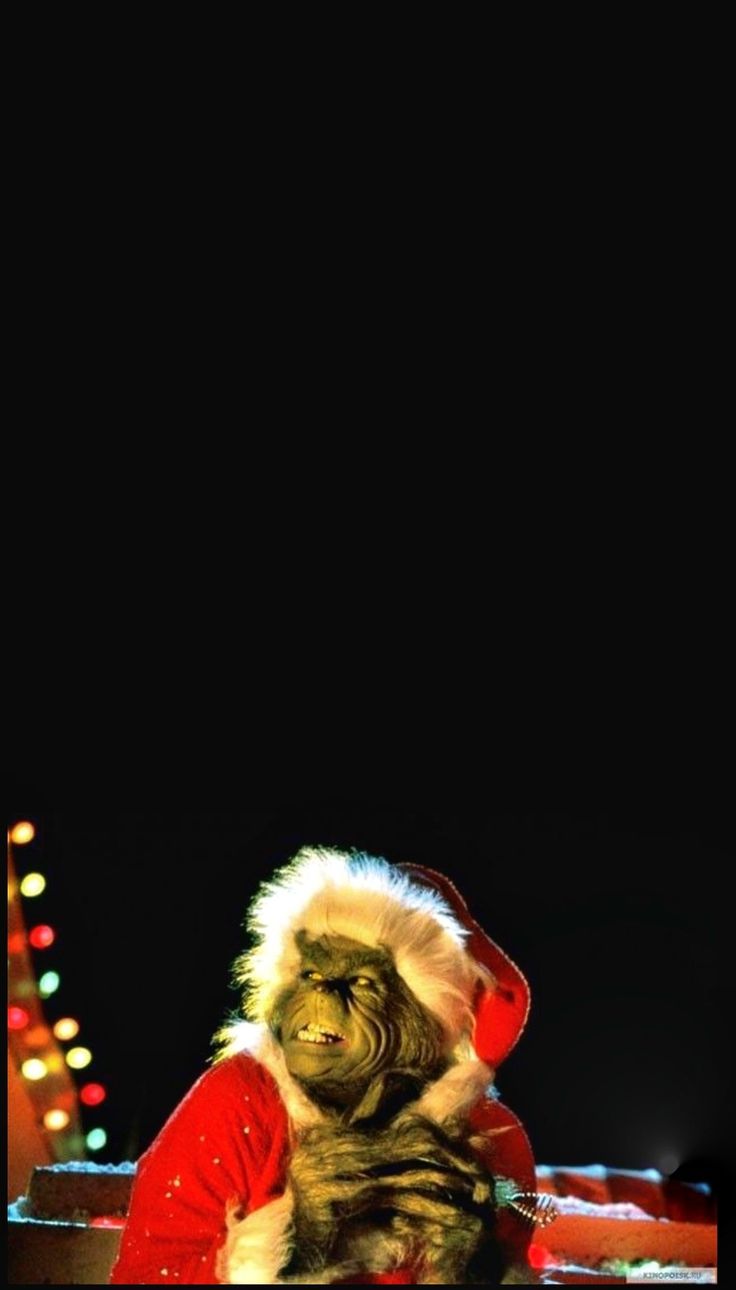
[287,1115,495,1272]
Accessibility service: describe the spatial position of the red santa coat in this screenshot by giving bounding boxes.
[109,1047,536,1285]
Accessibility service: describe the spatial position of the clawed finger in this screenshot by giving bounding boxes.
[381,1129,487,1181]
[362,1167,477,1196]
[373,1188,487,1230]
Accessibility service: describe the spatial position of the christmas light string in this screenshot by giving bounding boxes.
[8,821,109,1159]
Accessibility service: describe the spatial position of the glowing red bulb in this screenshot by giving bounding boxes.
[8,1006,30,1030]
[80,1082,107,1107]
[29,925,55,949]
[528,1243,554,1270]
[7,932,26,955]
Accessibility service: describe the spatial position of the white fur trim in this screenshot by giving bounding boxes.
[214,1022,326,1130]
[214,1022,494,1135]
[407,1057,495,1124]
[231,847,487,1052]
[220,1188,294,1284]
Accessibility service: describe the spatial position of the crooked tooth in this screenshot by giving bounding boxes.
[296,1027,342,1044]
[302,1023,343,1040]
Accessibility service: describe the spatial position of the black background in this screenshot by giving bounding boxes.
[9,806,730,1195]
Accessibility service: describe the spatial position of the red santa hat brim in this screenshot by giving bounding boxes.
[399,863,531,1067]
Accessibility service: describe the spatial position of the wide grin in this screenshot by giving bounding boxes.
[296,1022,345,1045]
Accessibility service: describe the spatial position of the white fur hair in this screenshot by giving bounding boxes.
[220,846,489,1059]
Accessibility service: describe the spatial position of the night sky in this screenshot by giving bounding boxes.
[9,808,730,1195]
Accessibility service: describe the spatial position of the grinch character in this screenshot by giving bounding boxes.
[109,848,545,1284]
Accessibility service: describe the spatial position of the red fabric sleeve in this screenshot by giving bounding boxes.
[109,1055,289,1285]
[469,1096,538,1273]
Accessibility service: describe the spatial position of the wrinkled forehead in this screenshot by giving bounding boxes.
[295,929,394,976]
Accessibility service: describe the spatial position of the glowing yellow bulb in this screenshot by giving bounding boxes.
[66,1046,92,1070]
[53,1017,80,1041]
[22,1058,48,1081]
[10,822,36,845]
[43,1109,70,1131]
[20,872,47,898]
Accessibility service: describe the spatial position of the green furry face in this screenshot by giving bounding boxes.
[274,932,444,1109]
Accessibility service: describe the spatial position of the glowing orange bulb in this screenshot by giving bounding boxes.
[10,821,36,845]
[25,1024,51,1048]
[53,1018,80,1041]
[8,1006,30,1030]
[43,1109,70,1131]
[29,925,55,949]
[7,932,26,955]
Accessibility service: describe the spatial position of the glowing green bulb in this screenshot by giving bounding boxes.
[86,1128,107,1151]
[39,971,60,997]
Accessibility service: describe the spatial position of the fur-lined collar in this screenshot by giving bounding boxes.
[234,1021,495,1132]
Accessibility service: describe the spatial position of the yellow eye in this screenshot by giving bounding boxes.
[303,970,324,981]
[352,975,373,987]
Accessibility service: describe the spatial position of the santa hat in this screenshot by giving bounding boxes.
[229,846,529,1069]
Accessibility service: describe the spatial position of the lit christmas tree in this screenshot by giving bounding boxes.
[8,821,109,1191]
